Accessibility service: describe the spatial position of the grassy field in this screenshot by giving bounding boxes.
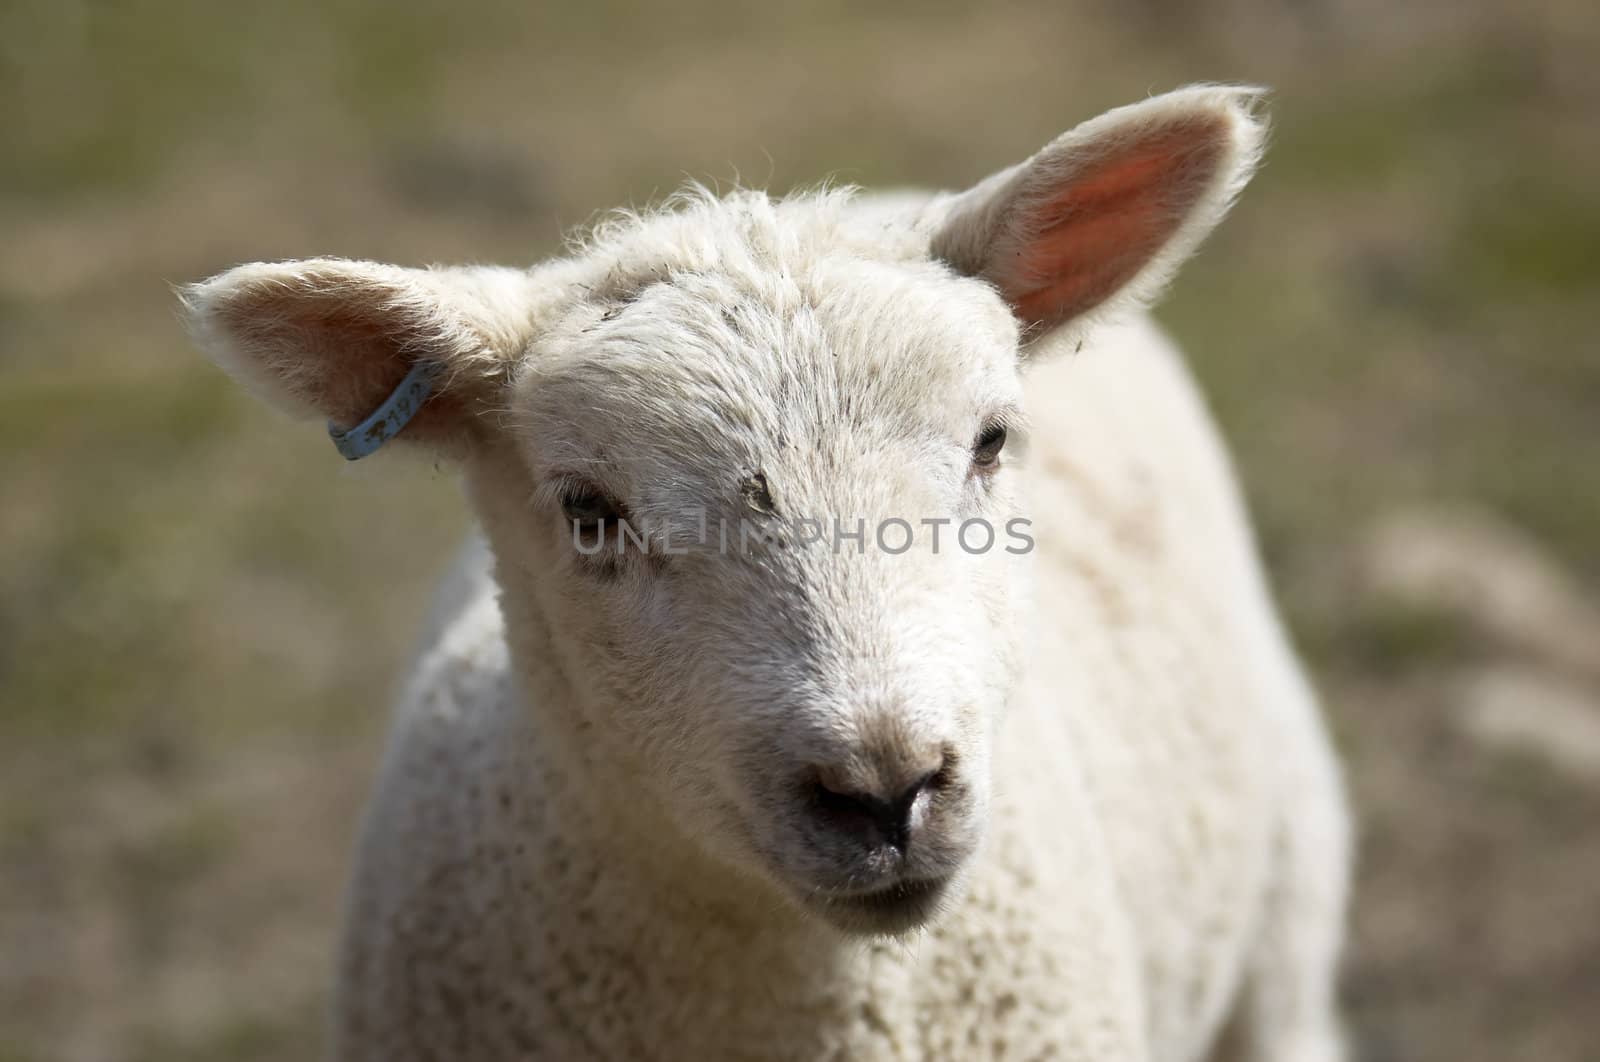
[3,1,1598,1058]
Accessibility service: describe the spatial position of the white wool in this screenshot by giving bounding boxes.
[183,86,1349,1061]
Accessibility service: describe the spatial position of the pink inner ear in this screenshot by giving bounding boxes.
[1004,116,1227,327]
[218,278,466,439]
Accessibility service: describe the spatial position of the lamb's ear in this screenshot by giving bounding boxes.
[931,85,1267,345]
[179,258,544,456]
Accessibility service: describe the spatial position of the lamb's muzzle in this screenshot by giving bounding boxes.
[761,729,978,935]
[798,756,963,934]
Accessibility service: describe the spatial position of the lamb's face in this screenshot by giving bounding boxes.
[184,85,1266,935]
[508,238,1028,934]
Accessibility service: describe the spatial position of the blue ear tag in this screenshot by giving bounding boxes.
[328,360,443,461]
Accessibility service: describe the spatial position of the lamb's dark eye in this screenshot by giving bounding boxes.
[972,422,1007,470]
[560,483,622,532]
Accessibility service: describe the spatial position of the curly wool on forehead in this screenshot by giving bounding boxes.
[518,187,1021,481]
[546,183,1018,395]
[567,184,935,302]
[514,184,1022,501]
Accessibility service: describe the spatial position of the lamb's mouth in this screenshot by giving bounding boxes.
[806,875,954,936]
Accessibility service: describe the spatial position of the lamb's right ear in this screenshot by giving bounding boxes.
[179,258,545,457]
[930,85,1267,347]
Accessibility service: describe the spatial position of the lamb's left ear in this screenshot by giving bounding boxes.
[180,258,544,457]
[931,85,1267,345]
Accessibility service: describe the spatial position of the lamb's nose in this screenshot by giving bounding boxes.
[809,758,944,853]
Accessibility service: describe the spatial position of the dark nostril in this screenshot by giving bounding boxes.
[811,781,905,850]
[812,778,873,823]
[809,762,944,853]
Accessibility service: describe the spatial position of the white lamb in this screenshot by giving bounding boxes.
[182,85,1350,1061]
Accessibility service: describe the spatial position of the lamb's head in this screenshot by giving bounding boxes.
[182,85,1264,936]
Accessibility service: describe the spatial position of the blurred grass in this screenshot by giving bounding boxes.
[2,0,1598,1059]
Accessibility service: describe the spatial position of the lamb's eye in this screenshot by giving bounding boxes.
[561,483,622,532]
[972,422,1007,470]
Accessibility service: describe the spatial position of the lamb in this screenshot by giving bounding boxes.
[180,85,1351,1061]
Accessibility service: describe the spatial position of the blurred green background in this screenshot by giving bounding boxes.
[2,0,1598,1059]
